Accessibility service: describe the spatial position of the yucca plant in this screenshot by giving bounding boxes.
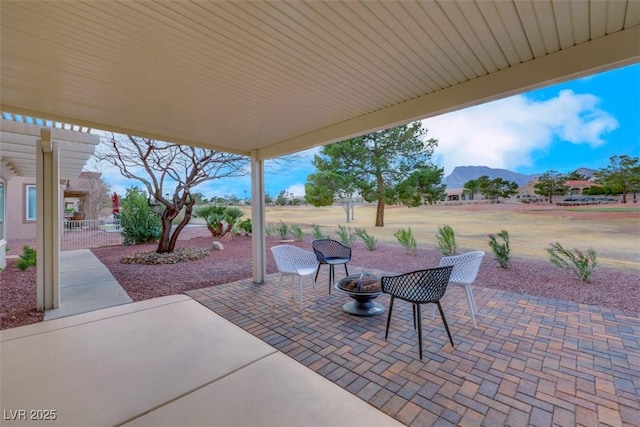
[436,225,457,256]
[311,223,324,239]
[277,221,289,240]
[547,242,597,283]
[290,224,304,241]
[355,228,378,251]
[488,230,510,268]
[394,227,417,254]
[336,224,356,247]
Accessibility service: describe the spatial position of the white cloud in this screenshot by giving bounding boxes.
[424,90,618,174]
[285,183,306,197]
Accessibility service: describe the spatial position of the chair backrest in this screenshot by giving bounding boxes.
[271,245,317,274]
[381,266,454,304]
[438,251,485,285]
[311,239,351,262]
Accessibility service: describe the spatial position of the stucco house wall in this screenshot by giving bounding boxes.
[5,176,37,241]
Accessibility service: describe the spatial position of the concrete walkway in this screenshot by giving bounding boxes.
[45,249,132,320]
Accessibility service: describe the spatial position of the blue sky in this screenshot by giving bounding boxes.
[101,63,639,199]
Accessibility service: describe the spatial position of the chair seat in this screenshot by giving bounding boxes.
[325,257,349,264]
[296,266,318,276]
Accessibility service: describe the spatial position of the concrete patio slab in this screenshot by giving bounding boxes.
[1,295,400,427]
[125,351,402,427]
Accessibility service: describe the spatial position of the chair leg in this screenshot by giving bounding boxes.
[384,296,395,339]
[298,275,303,310]
[328,264,335,294]
[436,301,455,347]
[464,285,478,328]
[311,275,317,303]
[416,304,423,360]
[344,263,348,276]
[412,304,417,330]
[314,264,322,282]
[274,273,284,303]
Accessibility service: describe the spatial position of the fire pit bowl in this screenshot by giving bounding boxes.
[335,274,385,316]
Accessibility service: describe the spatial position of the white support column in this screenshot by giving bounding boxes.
[250,151,266,284]
[36,128,60,310]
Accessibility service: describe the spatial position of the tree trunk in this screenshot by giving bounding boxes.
[343,200,350,223]
[156,208,179,253]
[375,197,385,227]
[167,205,193,252]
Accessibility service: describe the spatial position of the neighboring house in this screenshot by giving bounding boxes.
[564,179,600,196]
[63,171,109,221]
[444,188,484,202]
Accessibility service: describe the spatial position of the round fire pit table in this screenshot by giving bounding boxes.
[335,274,385,316]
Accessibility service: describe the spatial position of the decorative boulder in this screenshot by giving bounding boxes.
[212,241,224,251]
[220,232,233,243]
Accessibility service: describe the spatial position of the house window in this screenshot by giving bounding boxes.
[26,185,37,221]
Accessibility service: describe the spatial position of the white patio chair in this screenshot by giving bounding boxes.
[433,251,485,328]
[271,245,319,310]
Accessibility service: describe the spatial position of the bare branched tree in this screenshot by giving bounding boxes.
[96,133,249,253]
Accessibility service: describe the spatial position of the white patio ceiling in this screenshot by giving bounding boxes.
[0,114,100,179]
[1,1,638,161]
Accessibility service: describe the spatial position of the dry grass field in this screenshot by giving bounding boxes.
[256,202,639,272]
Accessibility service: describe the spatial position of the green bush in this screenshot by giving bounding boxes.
[488,230,511,268]
[547,242,597,283]
[336,224,356,247]
[355,228,377,251]
[436,225,457,256]
[394,228,417,254]
[17,245,37,270]
[291,224,304,241]
[237,218,252,235]
[120,187,161,245]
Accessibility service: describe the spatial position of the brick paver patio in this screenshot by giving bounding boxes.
[187,268,640,427]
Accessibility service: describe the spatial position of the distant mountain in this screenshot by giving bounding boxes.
[444,166,535,189]
[572,168,597,180]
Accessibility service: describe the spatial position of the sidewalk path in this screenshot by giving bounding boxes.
[45,249,132,320]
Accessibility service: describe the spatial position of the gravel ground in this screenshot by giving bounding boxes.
[2,231,639,330]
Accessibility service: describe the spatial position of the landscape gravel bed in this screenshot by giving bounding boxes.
[1,234,638,330]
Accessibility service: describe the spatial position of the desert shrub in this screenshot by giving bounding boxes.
[355,228,377,251]
[488,230,511,268]
[264,223,274,238]
[197,205,244,237]
[17,245,37,270]
[237,218,252,235]
[277,221,289,240]
[120,187,161,245]
[311,223,324,239]
[336,224,356,247]
[547,242,597,283]
[436,224,457,256]
[291,224,304,241]
[394,227,417,254]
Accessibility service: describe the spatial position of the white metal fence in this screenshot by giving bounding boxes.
[61,219,123,251]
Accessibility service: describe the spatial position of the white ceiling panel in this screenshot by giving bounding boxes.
[0,0,638,162]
